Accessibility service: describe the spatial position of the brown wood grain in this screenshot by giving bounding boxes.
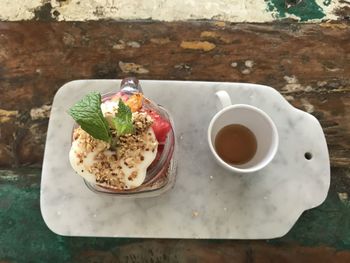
[73,240,350,263]
[0,21,349,168]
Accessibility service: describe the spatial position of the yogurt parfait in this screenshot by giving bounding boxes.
[68,78,176,196]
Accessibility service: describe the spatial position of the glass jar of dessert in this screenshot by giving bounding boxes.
[68,77,176,197]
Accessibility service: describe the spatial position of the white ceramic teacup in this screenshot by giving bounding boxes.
[208,90,279,173]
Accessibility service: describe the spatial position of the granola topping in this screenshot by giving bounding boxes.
[69,111,158,190]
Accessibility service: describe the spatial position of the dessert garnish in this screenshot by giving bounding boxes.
[69,92,111,143]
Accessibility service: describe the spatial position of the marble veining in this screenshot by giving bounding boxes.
[40,80,330,239]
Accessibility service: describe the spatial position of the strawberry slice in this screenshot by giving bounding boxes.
[147,110,171,143]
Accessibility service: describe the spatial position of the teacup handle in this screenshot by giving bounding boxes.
[215,90,232,110]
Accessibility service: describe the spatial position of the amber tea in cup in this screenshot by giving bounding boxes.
[214,124,257,165]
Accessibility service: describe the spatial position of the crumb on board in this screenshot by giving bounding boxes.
[192,210,199,218]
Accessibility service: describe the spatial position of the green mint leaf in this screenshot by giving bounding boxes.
[111,100,134,136]
[68,92,111,143]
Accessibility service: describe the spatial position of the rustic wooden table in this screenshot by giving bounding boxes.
[0,21,349,262]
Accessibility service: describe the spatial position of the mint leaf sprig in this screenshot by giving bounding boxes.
[68,92,111,143]
[111,99,134,136]
[68,92,135,143]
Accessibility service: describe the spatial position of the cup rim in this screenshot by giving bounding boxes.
[207,104,279,173]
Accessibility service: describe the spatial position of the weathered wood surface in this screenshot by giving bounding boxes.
[0,21,350,262]
[0,21,349,168]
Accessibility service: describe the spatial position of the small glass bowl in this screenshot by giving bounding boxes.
[72,79,177,198]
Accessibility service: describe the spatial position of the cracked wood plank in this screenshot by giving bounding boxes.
[0,21,349,168]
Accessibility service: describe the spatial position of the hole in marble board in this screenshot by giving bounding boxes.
[304,152,312,160]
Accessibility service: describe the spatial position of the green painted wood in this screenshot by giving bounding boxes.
[1,168,349,262]
[267,0,327,21]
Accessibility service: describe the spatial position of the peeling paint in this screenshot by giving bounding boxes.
[282,75,313,93]
[284,95,295,101]
[0,0,42,20]
[118,61,149,74]
[50,0,273,22]
[200,31,219,38]
[267,0,326,21]
[0,170,19,181]
[0,0,346,22]
[267,0,348,22]
[126,41,141,48]
[180,41,216,52]
[174,63,191,71]
[62,32,75,46]
[30,105,51,120]
[200,31,230,43]
[229,60,255,74]
[112,40,126,50]
[113,40,141,49]
[213,21,226,27]
[317,81,328,87]
[338,192,348,203]
[320,22,349,29]
[150,38,171,45]
[301,98,315,113]
[0,109,18,123]
[245,60,254,68]
[241,68,251,75]
[325,66,341,72]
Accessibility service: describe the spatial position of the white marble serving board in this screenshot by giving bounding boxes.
[40,80,330,239]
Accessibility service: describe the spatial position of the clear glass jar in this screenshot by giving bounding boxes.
[74,77,177,198]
